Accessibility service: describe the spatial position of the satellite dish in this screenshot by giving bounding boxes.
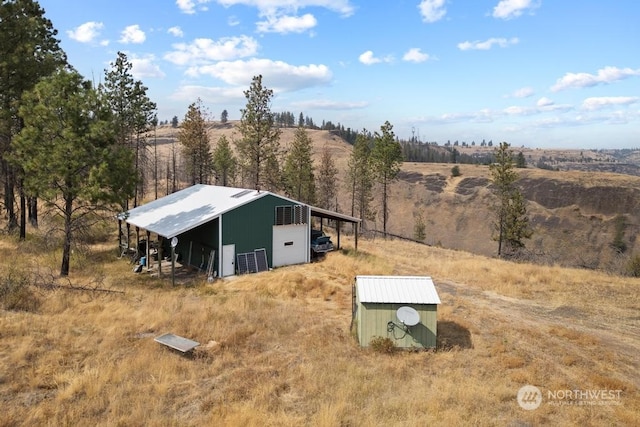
[396,306,420,327]
[170,237,178,248]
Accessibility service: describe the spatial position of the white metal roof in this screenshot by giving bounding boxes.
[356,275,441,304]
[119,184,267,238]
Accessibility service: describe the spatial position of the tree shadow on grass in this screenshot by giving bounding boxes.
[437,320,473,350]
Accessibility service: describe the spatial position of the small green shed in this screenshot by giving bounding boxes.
[353,275,441,349]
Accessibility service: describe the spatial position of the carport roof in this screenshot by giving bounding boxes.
[118,184,268,238]
[356,275,441,304]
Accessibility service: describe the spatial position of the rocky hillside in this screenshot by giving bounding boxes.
[154,123,640,272]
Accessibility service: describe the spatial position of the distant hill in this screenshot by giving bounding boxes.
[152,122,640,273]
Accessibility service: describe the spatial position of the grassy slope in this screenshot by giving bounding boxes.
[0,232,638,426]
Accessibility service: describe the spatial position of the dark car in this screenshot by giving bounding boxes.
[311,229,334,257]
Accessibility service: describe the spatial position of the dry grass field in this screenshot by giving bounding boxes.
[0,227,638,426]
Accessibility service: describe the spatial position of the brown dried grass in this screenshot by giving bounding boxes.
[0,231,638,426]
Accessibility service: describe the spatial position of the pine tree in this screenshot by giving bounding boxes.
[220,109,228,123]
[179,99,212,185]
[371,121,403,237]
[316,145,339,211]
[101,52,156,208]
[0,0,67,236]
[12,69,136,276]
[212,135,236,186]
[283,126,316,204]
[414,209,426,241]
[489,142,533,257]
[235,75,282,190]
[347,131,375,229]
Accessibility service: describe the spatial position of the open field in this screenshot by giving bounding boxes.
[0,230,638,426]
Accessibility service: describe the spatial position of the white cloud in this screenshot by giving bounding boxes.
[164,35,259,65]
[403,48,430,63]
[492,0,539,20]
[177,0,212,14]
[256,13,317,33]
[457,37,519,51]
[581,96,639,111]
[551,66,640,92]
[504,105,536,116]
[130,55,166,79]
[359,51,379,65]
[358,50,392,65]
[185,58,332,92]
[510,87,534,98]
[216,0,355,17]
[292,99,368,110]
[170,85,246,103]
[119,25,146,44]
[168,26,184,37]
[418,0,446,23]
[536,97,554,107]
[67,21,104,44]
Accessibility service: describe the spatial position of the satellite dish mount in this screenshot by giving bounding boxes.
[387,306,421,333]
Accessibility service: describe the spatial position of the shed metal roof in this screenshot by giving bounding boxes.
[118,184,268,238]
[356,275,441,304]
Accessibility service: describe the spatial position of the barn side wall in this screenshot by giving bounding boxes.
[357,302,437,349]
[222,194,299,267]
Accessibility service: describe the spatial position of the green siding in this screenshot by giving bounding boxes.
[222,194,298,267]
[356,298,437,349]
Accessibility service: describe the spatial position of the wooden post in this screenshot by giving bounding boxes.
[157,236,163,278]
[146,230,151,271]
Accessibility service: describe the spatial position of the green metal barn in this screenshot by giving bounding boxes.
[353,275,441,349]
[118,184,359,277]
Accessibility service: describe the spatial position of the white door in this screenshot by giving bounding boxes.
[222,244,235,276]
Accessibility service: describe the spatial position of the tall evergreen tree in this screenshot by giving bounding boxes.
[12,69,136,276]
[347,131,375,229]
[371,121,403,237]
[220,109,228,123]
[213,135,236,186]
[235,75,281,191]
[316,145,338,211]
[100,52,156,208]
[179,98,212,185]
[489,142,533,257]
[283,126,316,204]
[0,0,67,236]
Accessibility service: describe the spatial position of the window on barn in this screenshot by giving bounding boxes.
[275,205,308,225]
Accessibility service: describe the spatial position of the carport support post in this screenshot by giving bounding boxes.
[157,236,163,278]
[355,223,358,251]
[146,230,151,271]
[171,245,176,287]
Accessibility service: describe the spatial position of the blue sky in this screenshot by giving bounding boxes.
[38,0,639,149]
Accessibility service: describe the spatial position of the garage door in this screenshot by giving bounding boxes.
[272,224,307,267]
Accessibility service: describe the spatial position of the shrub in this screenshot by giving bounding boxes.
[627,254,640,277]
[0,270,40,312]
[369,336,395,354]
[451,165,461,177]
